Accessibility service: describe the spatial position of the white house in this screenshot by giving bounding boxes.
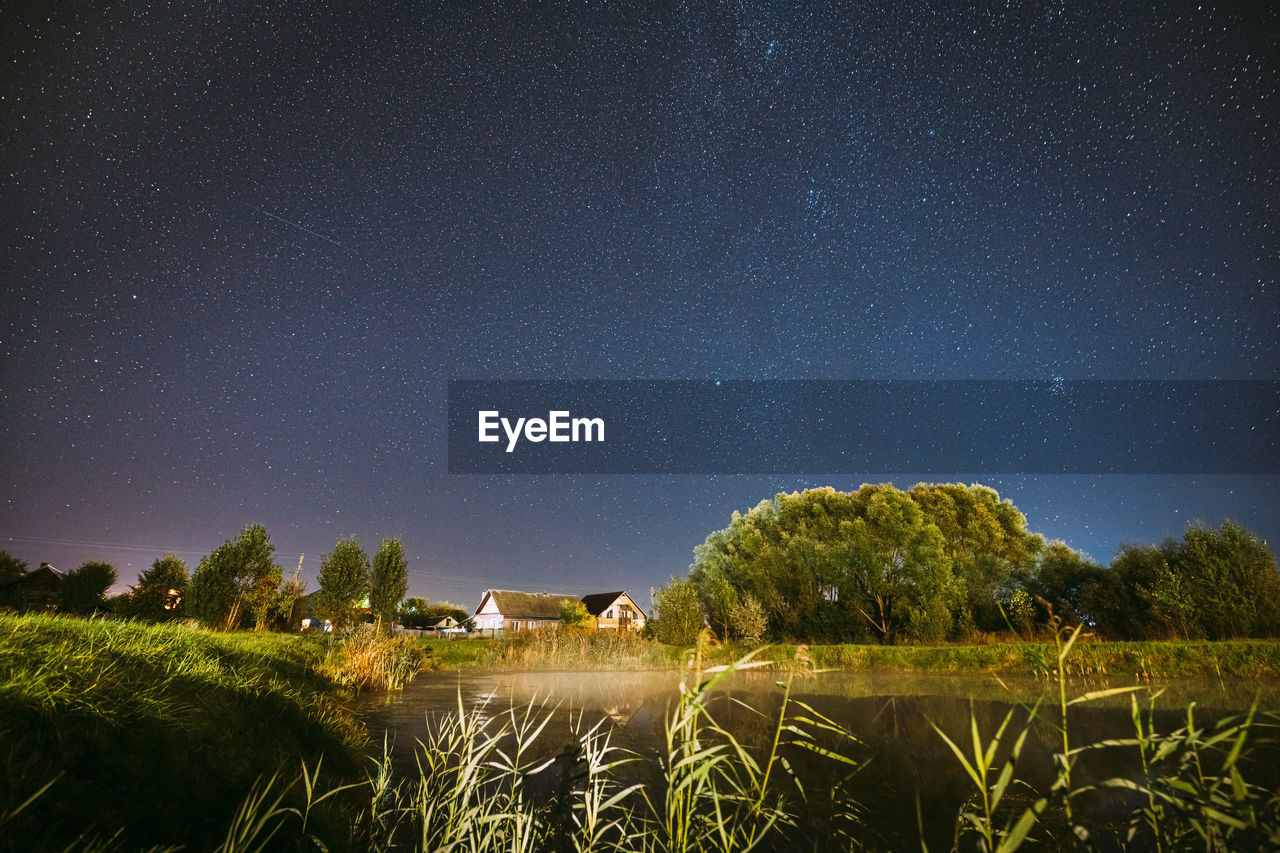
[473,589,582,634]
[580,591,647,632]
[472,588,648,635]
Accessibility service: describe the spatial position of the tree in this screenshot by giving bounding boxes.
[187,524,282,630]
[1173,520,1280,639]
[650,577,704,645]
[398,597,429,628]
[559,599,594,630]
[1030,541,1107,629]
[60,561,116,614]
[274,558,307,631]
[1098,543,1166,639]
[729,592,767,645]
[0,550,28,608]
[844,487,953,644]
[1128,520,1280,640]
[315,536,368,630]
[1049,520,1280,641]
[689,485,986,644]
[908,483,1043,634]
[132,554,189,621]
[369,539,408,626]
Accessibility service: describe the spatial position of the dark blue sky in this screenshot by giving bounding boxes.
[2,2,1276,608]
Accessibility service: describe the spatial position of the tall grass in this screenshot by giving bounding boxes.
[932,610,1280,852]
[0,613,366,851]
[319,623,430,689]
[192,632,871,852]
[485,627,683,670]
[166,626,1280,852]
[808,639,1280,681]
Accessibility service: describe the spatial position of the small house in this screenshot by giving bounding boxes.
[472,588,648,635]
[580,591,647,632]
[13,563,64,612]
[472,589,583,635]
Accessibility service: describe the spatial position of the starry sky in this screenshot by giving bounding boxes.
[2,2,1277,608]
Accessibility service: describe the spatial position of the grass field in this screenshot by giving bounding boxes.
[0,613,369,850]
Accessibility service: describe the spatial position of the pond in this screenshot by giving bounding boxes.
[354,668,1279,851]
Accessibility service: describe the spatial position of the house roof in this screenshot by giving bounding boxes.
[17,564,65,589]
[580,591,646,619]
[479,589,582,620]
[580,591,625,616]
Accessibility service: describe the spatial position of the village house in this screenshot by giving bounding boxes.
[580,591,646,632]
[427,615,467,634]
[11,563,64,612]
[472,590,581,634]
[472,588,647,636]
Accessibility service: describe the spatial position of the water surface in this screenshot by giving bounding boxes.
[356,669,1278,850]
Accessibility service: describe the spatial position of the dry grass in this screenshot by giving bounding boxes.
[485,627,682,670]
[318,623,430,689]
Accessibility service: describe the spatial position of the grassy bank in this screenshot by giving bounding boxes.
[419,631,1280,680]
[0,613,386,850]
[805,638,1280,680]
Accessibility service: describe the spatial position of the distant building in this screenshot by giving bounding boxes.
[472,588,648,636]
[473,589,582,634]
[580,591,647,632]
[13,563,64,612]
[427,616,466,633]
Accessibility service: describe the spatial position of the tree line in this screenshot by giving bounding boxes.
[0,525,438,632]
[647,484,1280,645]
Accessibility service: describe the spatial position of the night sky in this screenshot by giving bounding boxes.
[2,2,1277,609]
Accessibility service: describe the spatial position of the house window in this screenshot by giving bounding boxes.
[511,620,521,631]
[606,609,614,619]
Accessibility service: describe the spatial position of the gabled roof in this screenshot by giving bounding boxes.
[17,564,65,588]
[580,591,646,619]
[580,591,625,617]
[478,589,581,620]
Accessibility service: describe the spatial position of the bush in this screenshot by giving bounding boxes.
[729,593,767,645]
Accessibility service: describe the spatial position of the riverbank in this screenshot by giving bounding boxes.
[420,631,1280,680]
[4,615,1277,850]
[0,613,370,850]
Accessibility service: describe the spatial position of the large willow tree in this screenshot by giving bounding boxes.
[690,483,1043,643]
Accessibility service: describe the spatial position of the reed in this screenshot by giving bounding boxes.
[318,623,430,689]
[184,633,869,852]
[485,627,682,670]
[930,609,1280,852]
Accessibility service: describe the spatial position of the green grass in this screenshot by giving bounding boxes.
[804,639,1280,680]
[418,631,1280,681]
[0,613,369,851]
